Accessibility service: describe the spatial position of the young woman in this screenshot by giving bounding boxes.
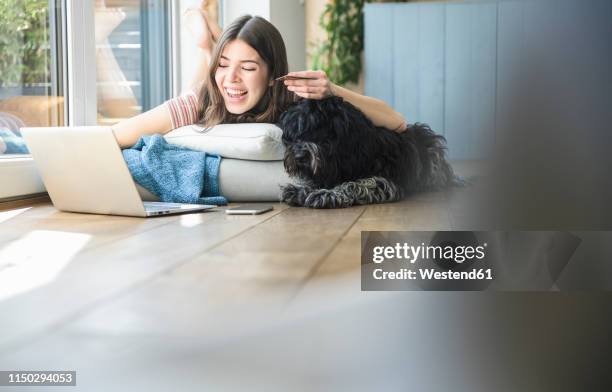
[112,11,407,149]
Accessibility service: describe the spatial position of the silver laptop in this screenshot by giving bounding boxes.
[20,126,217,217]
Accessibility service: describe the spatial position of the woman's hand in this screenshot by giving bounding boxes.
[283,70,335,100]
[284,70,408,133]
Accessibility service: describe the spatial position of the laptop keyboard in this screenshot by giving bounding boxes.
[143,202,184,211]
[143,201,215,212]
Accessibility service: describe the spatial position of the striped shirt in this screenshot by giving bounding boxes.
[166,91,200,129]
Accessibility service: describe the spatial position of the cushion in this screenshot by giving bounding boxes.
[0,112,26,133]
[136,158,291,202]
[163,123,285,161]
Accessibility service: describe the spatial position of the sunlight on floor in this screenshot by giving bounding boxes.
[0,207,31,224]
[0,230,91,301]
[179,213,207,228]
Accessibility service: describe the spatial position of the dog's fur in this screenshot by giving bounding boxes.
[278,96,460,208]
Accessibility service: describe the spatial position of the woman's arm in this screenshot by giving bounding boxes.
[112,92,200,149]
[113,4,216,149]
[282,70,407,132]
[330,84,407,132]
[111,103,174,149]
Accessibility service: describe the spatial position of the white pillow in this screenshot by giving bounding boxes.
[136,158,291,202]
[164,123,284,161]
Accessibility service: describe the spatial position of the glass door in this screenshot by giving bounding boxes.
[94,0,170,126]
[0,0,64,157]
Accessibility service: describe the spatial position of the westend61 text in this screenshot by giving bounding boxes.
[373,268,493,280]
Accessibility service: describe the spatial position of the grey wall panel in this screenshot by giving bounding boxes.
[469,2,497,160]
[364,4,394,106]
[391,3,446,134]
[444,2,497,160]
[365,0,610,161]
[444,3,473,159]
[495,0,523,148]
[392,3,420,129]
[415,4,446,135]
[366,1,496,159]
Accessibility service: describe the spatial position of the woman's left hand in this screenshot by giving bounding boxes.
[283,70,335,100]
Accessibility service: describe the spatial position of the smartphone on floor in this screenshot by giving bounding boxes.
[225,204,273,215]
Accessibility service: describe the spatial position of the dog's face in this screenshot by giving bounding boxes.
[278,97,368,187]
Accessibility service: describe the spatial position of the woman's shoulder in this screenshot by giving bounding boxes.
[166,90,200,129]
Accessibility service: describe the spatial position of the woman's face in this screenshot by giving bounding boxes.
[214,39,272,114]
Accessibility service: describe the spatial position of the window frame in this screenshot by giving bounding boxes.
[0,0,74,200]
[141,1,172,110]
[1,0,176,202]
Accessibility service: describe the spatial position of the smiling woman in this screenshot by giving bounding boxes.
[111,14,295,148]
[112,12,407,149]
[216,42,270,113]
[198,15,294,126]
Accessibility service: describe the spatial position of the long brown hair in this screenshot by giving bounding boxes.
[197,15,295,126]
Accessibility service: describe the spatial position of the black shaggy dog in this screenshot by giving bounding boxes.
[278,96,462,208]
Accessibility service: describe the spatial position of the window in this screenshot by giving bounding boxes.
[95,0,170,125]
[0,0,64,158]
[0,0,172,200]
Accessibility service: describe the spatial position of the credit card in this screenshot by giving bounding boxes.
[275,75,318,81]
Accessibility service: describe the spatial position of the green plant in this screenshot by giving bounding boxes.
[0,0,50,87]
[311,0,407,86]
[311,0,366,86]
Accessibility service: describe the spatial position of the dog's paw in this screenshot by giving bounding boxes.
[280,184,301,206]
[280,183,312,206]
[348,177,401,204]
[304,188,353,209]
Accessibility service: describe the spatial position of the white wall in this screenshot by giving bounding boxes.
[223,0,270,23]
[270,0,306,73]
[223,0,306,72]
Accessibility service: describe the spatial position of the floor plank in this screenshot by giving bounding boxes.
[0,203,289,350]
[0,160,487,373]
[286,192,454,312]
[286,160,483,311]
[51,206,367,341]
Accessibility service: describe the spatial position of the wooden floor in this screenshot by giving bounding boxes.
[0,161,486,391]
